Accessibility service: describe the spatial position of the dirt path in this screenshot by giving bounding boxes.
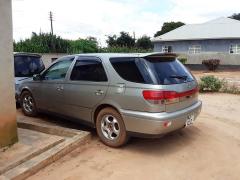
[28,93,240,180]
[193,71,240,87]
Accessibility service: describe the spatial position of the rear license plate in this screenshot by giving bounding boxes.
[185,114,195,127]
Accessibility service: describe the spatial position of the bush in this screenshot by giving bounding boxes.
[202,59,220,71]
[199,75,223,92]
[178,58,187,64]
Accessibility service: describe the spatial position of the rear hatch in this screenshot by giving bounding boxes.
[14,53,45,93]
[14,54,45,78]
[141,54,198,113]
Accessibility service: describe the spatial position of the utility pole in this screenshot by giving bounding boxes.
[49,11,55,52]
[49,11,54,35]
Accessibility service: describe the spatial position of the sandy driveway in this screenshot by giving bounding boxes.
[27,93,240,180]
[193,70,240,87]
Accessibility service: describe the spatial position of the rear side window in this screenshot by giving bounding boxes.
[70,59,107,82]
[143,57,194,85]
[110,57,152,84]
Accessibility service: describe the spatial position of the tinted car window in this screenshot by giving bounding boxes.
[143,57,194,85]
[110,57,150,84]
[14,55,45,77]
[70,59,107,82]
[43,59,73,80]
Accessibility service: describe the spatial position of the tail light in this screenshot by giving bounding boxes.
[142,87,198,105]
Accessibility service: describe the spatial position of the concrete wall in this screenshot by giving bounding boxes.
[0,0,18,148]
[29,51,240,67]
[154,39,240,53]
[184,53,240,65]
[154,39,240,65]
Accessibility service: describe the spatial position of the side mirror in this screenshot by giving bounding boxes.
[33,74,42,81]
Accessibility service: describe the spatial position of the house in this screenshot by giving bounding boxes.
[152,17,240,55]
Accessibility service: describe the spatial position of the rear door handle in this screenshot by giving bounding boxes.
[95,90,104,96]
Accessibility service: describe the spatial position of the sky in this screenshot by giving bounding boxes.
[12,0,240,46]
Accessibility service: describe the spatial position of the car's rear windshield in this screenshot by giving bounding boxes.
[142,56,194,85]
[14,55,45,77]
[110,56,194,85]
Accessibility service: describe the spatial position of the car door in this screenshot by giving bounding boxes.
[63,56,109,123]
[37,56,75,113]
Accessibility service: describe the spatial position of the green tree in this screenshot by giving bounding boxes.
[14,32,70,53]
[154,21,185,37]
[14,32,99,53]
[116,32,135,48]
[136,35,153,49]
[106,32,135,48]
[68,38,98,53]
[229,13,240,20]
[106,35,117,47]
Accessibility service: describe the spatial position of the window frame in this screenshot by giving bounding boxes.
[14,55,45,77]
[41,56,75,81]
[69,57,108,82]
[229,44,240,54]
[109,57,153,84]
[162,45,173,53]
[188,45,201,54]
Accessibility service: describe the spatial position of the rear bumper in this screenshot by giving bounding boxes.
[120,101,202,135]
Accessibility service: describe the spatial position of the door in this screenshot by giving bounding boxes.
[63,56,109,122]
[37,57,74,113]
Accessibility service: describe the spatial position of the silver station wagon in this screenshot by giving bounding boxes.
[19,53,202,147]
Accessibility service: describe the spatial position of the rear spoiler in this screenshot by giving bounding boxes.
[140,52,178,58]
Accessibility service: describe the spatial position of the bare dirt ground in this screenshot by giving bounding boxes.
[192,70,240,87]
[25,93,240,180]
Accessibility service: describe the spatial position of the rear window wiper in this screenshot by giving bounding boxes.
[169,75,188,80]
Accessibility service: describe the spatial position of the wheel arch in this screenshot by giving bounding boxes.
[93,104,121,127]
[20,87,32,96]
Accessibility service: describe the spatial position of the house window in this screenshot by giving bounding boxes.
[229,44,240,54]
[162,46,172,53]
[189,45,201,54]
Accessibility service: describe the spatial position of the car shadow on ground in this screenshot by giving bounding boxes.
[18,109,202,155]
[37,112,95,132]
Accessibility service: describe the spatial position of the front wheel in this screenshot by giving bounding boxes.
[20,91,37,117]
[96,108,128,147]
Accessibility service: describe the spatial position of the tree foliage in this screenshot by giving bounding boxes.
[229,13,240,21]
[14,31,153,54]
[68,38,98,53]
[106,32,135,48]
[14,32,98,53]
[154,21,185,37]
[14,32,70,53]
[136,35,153,49]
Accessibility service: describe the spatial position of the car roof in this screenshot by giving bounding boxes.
[14,52,41,57]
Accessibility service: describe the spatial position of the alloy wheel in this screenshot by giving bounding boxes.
[101,115,120,140]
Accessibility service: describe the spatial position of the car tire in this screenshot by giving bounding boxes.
[96,107,128,147]
[20,91,38,117]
